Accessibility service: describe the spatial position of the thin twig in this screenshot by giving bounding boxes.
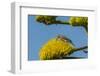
[73,46,88,52]
[54,20,70,25]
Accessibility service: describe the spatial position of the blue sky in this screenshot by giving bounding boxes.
[28,15,88,60]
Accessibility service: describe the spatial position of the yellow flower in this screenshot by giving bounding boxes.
[39,36,75,60]
[35,15,57,25]
[69,16,88,27]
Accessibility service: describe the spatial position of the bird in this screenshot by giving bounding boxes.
[39,35,75,60]
[56,35,75,46]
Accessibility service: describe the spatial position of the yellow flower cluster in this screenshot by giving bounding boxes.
[35,15,57,25]
[39,37,75,60]
[69,16,88,27]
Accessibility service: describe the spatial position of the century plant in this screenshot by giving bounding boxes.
[35,15,88,60]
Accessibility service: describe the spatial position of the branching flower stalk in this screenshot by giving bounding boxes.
[36,16,88,32]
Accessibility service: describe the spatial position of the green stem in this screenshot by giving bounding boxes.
[54,20,70,25]
[67,46,88,56]
[73,46,88,52]
[83,26,88,32]
[47,21,88,33]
